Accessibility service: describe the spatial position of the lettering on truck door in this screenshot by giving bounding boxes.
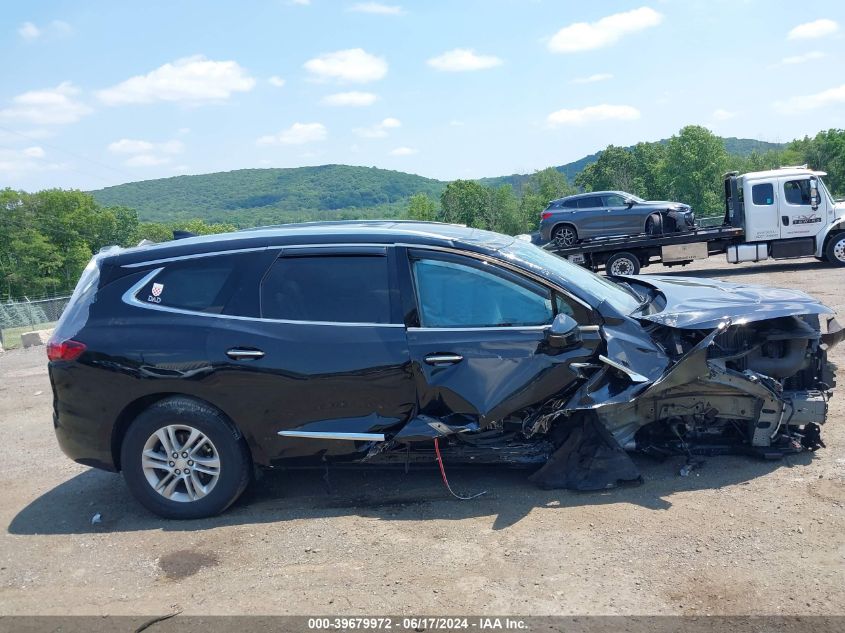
[778,176,825,240]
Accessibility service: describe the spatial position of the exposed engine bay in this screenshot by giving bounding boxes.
[363,276,843,491]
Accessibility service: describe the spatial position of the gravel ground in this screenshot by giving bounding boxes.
[0,256,843,616]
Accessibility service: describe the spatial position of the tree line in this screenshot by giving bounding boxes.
[2,125,843,299]
[408,126,845,234]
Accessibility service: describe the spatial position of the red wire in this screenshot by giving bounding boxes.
[433,437,486,500]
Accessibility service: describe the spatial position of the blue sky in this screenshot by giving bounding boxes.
[1,0,843,191]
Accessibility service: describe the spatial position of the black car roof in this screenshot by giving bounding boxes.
[548,190,627,204]
[105,220,518,268]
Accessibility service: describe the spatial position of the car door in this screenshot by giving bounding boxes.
[576,196,608,238]
[602,194,639,235]
[398,248,600,430]
[778,176,826,240]
[206,245,416,464]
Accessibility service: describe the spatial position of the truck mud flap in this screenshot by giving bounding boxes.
[528,414,642,491]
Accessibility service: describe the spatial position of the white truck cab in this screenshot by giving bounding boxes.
[724,167,845,266]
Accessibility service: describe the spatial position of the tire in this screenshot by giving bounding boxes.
[120,397,252,519]
[606,252,641,276]
[645,214,664,236]
[552,224,578,247]
[824,233,845,267]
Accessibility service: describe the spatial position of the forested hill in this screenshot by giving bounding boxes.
[90,137,783,225]
[478,137,785,190]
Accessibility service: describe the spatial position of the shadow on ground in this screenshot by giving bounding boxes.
[8,451,812,536]
[646,259,831,279]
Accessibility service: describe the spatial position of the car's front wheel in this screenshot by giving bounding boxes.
[552,224,578,246]
[120,397,252,519]
[645,214,664,235]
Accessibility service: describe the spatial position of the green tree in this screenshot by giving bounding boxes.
[665,125,729,216]
[440,180,487,226]
[406,193,438,221]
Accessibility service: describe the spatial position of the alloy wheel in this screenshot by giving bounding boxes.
[141,424,221,502]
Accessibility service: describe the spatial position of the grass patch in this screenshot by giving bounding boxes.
[0,322,57,350]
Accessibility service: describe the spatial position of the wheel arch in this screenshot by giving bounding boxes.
[110,393,256,471]
[551,221,578,239]
[817,218,845,257]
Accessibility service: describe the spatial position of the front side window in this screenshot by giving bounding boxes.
[751,183,774,206]
[784,179,812,205]
[412,257,553,328]
[261,255,391,323]
[604,194,627,207]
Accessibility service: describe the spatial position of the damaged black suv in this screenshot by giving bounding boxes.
[48,221,842,519]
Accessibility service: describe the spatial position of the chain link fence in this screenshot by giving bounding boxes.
[0,295,70,349]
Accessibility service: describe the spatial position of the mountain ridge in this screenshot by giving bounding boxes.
[91,137,784,225]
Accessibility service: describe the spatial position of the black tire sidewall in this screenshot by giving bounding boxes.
[553,224,577,244]
[606,252,640,276]
[120,399,251,519]
[825,234,845,267]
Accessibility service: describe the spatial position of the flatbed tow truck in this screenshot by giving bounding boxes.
[539,166,845,275]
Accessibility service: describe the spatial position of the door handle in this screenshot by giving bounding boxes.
[226,348,265,360]
[424,353,463,366]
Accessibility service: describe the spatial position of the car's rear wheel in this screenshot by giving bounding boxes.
[552,224,578,246]
[120,397,252,519]
[645,214,664,235]
[606,252,641,276]
[825,233,845,267]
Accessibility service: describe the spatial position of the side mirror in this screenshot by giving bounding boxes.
[625,199,635,208]
[809,176,819,210]
[547,313,581,349]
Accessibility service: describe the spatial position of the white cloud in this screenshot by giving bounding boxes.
[0,82,92,125]
[548,7,663,53]
[22,146,45,158]
[107,138,184,167]
[449,120,464,127]
[125,154,170,167]
[322,91,378,106]
[353,117,401,138]
[390,146,417,156]
[97,55,255,105]
[107,138,184,154]
[304,48,387,83]
[0,146,65,176]
[19,22,41,39]
[712,108,737,121]
[781,51,826,65]
[18,20,72,40]
[775,84,845,114]
[547,104,640,126]
[257,122,328,145]
[268,76,286,87]
[427,48,503,72]
[571,73,614,84]
[787,19,838,40]
[349,2,403,15]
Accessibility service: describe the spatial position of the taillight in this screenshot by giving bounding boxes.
[47,339,86,362]
[541,212,553,220]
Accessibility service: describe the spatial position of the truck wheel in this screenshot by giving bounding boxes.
[606,252,641,276]
[825,233,845,267]
[646,214,664,235]
[552,224,578,246]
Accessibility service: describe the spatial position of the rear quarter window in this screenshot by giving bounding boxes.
[135,255,247,315]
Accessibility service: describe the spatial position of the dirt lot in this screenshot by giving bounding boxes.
[0,256,843,616]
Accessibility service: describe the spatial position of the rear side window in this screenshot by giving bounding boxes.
[136,257,241,314]
[563,199,578,208]
[752,183,774,205]
[577,196,601,209]
[261,255,391,324]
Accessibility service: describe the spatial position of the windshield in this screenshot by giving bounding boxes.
[498,239,641,314]
[627,193,646,203]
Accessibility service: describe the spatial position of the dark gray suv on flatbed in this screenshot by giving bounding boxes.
[539,191,695,245]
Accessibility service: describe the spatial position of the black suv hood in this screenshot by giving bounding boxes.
[619,275,833,329]
[638,201,691,211]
